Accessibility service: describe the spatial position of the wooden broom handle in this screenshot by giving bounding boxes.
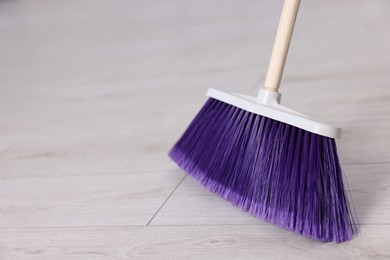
[263,0,301,92]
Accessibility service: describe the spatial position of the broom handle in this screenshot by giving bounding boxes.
[263,0,301,93]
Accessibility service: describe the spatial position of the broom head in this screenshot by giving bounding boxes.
[169,88,358,243]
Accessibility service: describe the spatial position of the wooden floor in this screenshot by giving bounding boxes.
[1,0,390,259]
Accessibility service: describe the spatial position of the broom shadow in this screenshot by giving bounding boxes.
[339,165,360,236]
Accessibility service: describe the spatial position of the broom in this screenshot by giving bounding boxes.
[168,0,357,243]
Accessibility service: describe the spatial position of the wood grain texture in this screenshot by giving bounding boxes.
[0,225,389,260]
[0,0,390,259]
[0,171,184,227]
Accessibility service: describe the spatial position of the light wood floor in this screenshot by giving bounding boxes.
[1,0,390,259]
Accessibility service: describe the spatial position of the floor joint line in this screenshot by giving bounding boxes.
[146,175,187,226]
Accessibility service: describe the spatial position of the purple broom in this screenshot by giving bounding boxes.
[169,0,357,243]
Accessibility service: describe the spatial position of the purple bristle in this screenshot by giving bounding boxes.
[169,98,358,243]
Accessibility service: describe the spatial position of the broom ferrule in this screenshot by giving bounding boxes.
[263,0,301,94]
[257,89,281,105]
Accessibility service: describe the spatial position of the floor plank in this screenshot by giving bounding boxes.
[0,171,184,227]
[0,225,388,260]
